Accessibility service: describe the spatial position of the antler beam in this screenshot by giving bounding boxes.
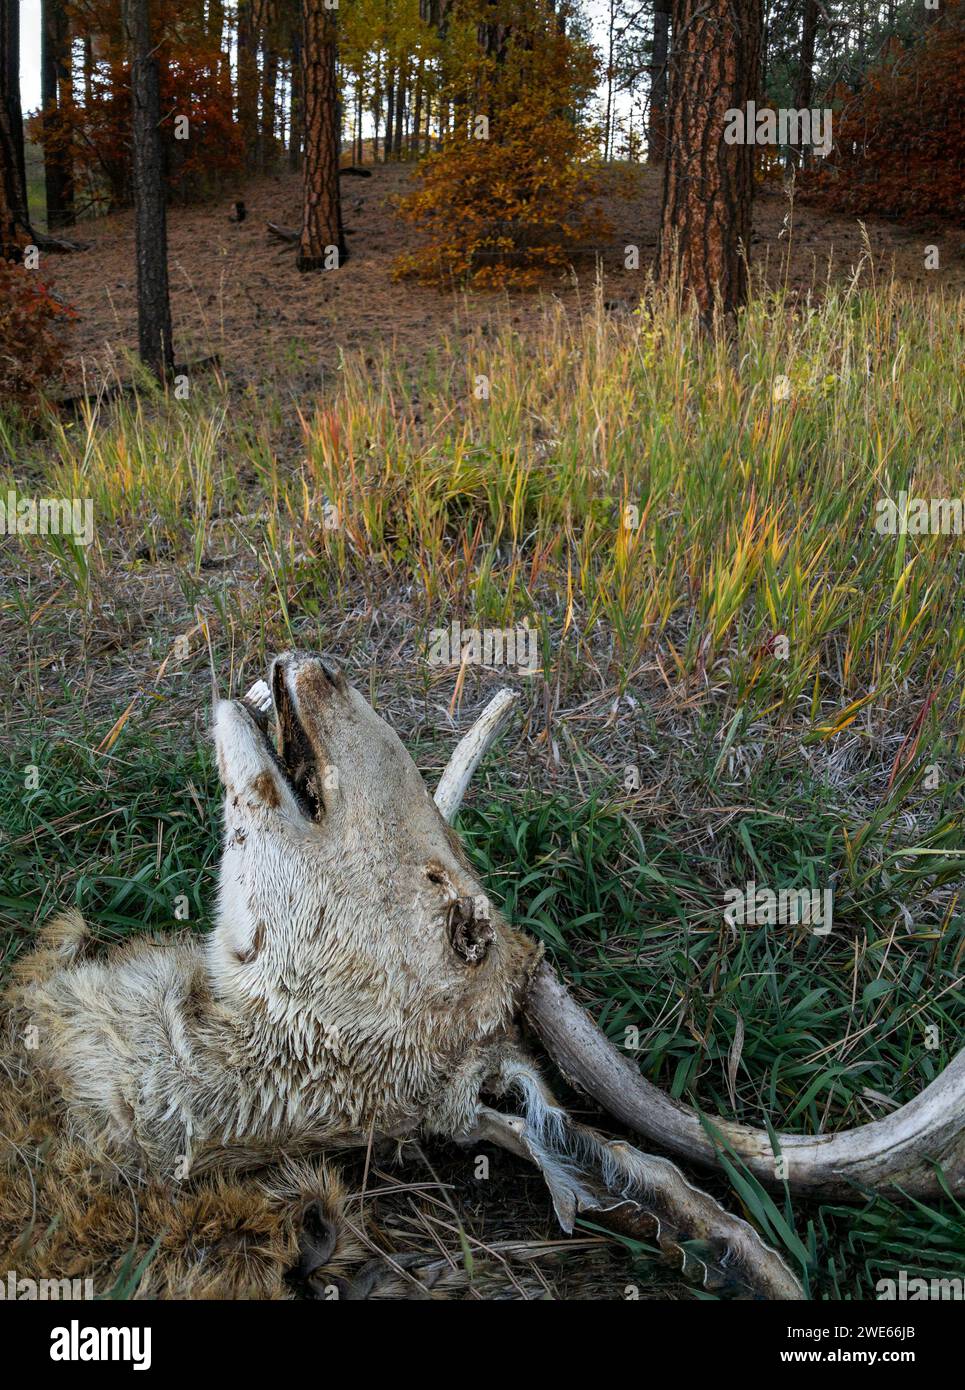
[525,963,965,1200]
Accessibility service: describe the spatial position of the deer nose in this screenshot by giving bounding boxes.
[273,651,346,695]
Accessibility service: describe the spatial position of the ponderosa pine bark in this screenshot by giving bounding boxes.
[393,60,407,156]
[1,0,32,258]
[793,0,818,168]
[125,0,175,379]
[657,0,761,321]
[259,0,279,170]
[41,0,75,229]
[289,24,304,169]
[297,0,345,271]
[2,0,27,206]
[237,0,260,166]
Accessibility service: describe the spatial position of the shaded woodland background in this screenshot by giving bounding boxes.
[0,0,962,401]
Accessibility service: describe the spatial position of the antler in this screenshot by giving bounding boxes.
[525,963,965,1200]
[433,688,518,822]
[436,693,965,1202]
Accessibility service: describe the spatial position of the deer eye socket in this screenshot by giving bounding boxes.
[425,867,447,887]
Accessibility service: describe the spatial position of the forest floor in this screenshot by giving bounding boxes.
[41,160,965,392]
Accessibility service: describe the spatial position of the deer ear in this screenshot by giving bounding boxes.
[447,896,495,964]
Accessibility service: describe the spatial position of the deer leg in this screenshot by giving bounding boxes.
[461,1057,805,1301]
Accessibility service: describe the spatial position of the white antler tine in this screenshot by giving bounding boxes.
[434,688,518,824]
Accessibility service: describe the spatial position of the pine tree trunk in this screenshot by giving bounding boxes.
[42,0,75,229]
[795,0,817,109]
[393,61,407,156]
[371,55,381,162]
[237,0,259,167]
[259,0,278,170]
[260,51,279,168]
[125,0,175,380]
[604,0,615,163]
[794,0,818,168]
[1,0,32,261]
[297,0,345,272]
[410,57,424,157]
[289,26,303,169]
[2,0,27,215]
[355,75,363,163]
[0,110,26,261]
[648,0,671,162]
[657,0,761,321]
[385,65,395,161]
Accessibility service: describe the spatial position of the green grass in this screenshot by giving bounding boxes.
[2,714,962,1299]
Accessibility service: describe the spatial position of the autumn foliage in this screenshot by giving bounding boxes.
[395,2,609,289]
[29,0,242,211]
[802,5,964,220]
[0,264,73,410]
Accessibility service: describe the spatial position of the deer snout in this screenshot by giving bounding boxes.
[272,650,346,697]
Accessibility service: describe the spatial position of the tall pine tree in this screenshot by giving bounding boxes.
[124,0,175,378]
[657,0,761,320]
[297,0,346,271]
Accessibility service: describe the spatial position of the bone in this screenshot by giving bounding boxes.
[525,961,965,1200]
[434,689,518,823]
[438,687,965,1204]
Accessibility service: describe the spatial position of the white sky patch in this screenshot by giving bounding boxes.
[20,0,41,112]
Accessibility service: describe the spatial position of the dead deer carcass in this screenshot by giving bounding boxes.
[8,653,963,1300]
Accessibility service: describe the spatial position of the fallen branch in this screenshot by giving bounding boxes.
[266,221,299,244]
[32,231,92,254]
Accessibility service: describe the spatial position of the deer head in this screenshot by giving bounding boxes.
[210,651,538,1144]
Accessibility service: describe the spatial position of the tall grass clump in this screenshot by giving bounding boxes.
[4,275,963,741]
